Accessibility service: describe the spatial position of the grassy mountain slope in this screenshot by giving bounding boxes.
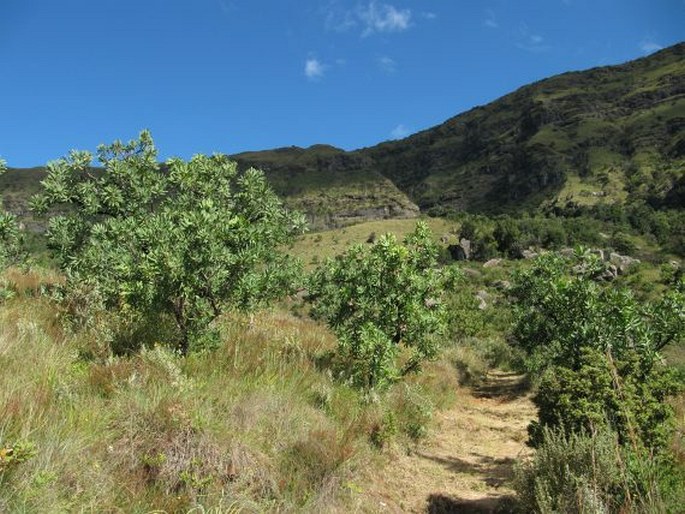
[359,42,685,214]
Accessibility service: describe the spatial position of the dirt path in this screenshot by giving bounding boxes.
[361,371,536,513]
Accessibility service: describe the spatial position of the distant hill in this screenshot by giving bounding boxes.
[3,43,683,230]
[232,144,419,229]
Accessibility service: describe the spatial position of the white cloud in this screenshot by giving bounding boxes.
[323,1,413,36]
[639,39,663,54]
[358,2,411,36]
[421,12,437,20]
[378,56,397,73]
[484,9,498,29]
[516,24,549,52]
[391,124,410,139]
[304,58,325,80]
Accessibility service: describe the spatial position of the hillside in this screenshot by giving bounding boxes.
[359,43,685,214]
[233,43,685,216]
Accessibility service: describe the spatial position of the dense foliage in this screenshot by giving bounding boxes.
[0,159,24,271]
[308,222,451,389]
[31,132,306,353]
[511,251,684,452]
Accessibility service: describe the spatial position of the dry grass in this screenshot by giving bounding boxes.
[289,217,454,269]
[0,286,473,512]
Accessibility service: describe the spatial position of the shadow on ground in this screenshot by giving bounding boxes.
[416,452,516,488]
[426,493,518,513]
[472,372,530,401]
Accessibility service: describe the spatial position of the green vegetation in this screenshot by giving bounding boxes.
[2,43,685,511]
[31,132,306,354]
[308,222,452,389]
[511,252,684,512]
[0,159,27,301]
[0,291,463,511]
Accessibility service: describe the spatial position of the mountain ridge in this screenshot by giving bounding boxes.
[3,43,683,229]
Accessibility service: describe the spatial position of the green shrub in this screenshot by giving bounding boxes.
[31,132,306,353]
[308,222,451,389]
[515,425,677,514]
[529,347,681,452]
[511,251,684,454]
[0,160,26,274]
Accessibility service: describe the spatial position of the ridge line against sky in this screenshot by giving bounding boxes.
[1,0,684,167]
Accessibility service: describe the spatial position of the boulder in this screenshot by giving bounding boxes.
[448,244,467,261]
[475,290,490,310]
[599,264,619,281]
[590,249,605,261]
[609,252,640,275]
[462,268,482,279]
[493,280,511,291]
[448,239,471,261]
[483,258,502,268]
[459,238,471,259]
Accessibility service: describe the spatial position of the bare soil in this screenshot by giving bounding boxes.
[359,371,536,513]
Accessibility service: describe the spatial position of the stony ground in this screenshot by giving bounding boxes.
[360,371,536,513]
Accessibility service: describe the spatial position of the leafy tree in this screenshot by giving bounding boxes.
[32,131,306,353]
[0,160,25,271]
[510,250,684,452]
[307,222,451,389]
[493,216,522,258]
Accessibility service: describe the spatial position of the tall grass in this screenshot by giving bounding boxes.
[0,281,464,512]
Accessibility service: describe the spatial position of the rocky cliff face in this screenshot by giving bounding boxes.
[232,145,419,230]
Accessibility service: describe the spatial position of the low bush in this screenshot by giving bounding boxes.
[515,424,683,514]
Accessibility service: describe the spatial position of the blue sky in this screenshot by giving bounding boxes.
[1,0,683,167]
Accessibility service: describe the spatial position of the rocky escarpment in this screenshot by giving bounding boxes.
[233,145,419,230]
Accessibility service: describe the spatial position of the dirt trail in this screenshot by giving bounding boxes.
[362,371,536,513]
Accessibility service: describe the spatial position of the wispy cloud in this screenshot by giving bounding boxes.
[304,58,325,80]
[378,56,397,73]
[324,1,412,36]
[639,38,663,54]
[484,9,498,29]
[421,12,437,20]
[515,24,549,53]
[391,124,410,139]
[358,1,411,36]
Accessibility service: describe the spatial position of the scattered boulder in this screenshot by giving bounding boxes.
[521,249,538,260]
[448,244,468,261]
[475,290,490,310]
[448,238,471,261]
[609,252,640,275]
[590,249,606,261]
[483,258,502,268]
[493,280,511,291]
[599,264,619,281]
[462,268,482,279]
[459,238,471,259]
[559,247,574,257]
